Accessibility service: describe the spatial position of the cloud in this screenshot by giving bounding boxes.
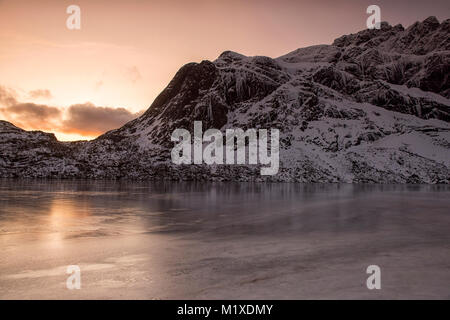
[0,85,18,106]
[125,66,142,83]
[61,102,142,136]
[0,85,143,137]
[0,102,61,131]
[0,85,60,130]
[6,103,61,119]
[29,89,52,100]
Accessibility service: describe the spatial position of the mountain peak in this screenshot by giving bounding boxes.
[406,16,441,36]
[215,51,247,66]
[421,16,440,28]
[0,120,22,132]
[332,16,449,55]
[332,21,403,48]
[218,50,245,59]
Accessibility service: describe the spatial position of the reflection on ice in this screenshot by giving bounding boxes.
[0,180,449,299]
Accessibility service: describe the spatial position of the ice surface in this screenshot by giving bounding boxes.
[0,180,449,299]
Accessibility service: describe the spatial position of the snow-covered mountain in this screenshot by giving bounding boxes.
[1,17,449,182]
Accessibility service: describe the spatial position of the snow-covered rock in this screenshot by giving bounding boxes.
[1,17,449,182]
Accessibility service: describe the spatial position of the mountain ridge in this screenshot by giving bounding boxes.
[1,16,449,183]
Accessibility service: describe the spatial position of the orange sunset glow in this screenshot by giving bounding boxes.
[1,0,449,140]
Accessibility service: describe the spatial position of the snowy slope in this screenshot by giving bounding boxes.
[1,17,449,182]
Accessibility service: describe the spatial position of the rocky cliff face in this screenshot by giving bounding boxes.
[1,17,449,183]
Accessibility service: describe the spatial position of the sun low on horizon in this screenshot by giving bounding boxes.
[54,131,96,142]
[1,0,448,141]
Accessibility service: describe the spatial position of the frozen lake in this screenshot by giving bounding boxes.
[0,180,449,299]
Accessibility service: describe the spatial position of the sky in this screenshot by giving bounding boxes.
[0,0,449,141]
